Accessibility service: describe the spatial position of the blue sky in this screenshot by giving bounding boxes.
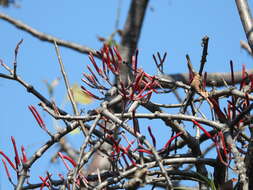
[0,0,252,189]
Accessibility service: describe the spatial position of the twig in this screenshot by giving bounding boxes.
[153,52,167,73]
[40,102,112,145]
[0,12,100,57]
[54,41,88,135]
[224,130,248,189]
[157,69,253,88]
[240,40,253,55]
[142,101,209,189]
[72,115,101,189]
[199,36,209,76]
[94,157,216,189]
[16,120,80,189]
[180,55,195,113]
[54,41,78,114]
[230,102,253,127]
[13,39,23,78]
[100,105,173,189]
[235,0,253,52]
[0,62,67,115]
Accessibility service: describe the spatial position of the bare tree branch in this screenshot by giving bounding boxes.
[118,0,149,85]
[2,2,253,189]
[86,1,151,188]
[1,11,252,88]
[240,40,253,55]
[235,0,253,52]
[0,12,100,57]
[158,69,253,88]
[120,0,148,61]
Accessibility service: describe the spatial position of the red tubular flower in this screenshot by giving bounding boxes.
[58,152,71,171]
[132,50,139,75]
[103,54,116,74]
[58,152,77,168]
[141,76,158,93]
[83,73,96,86]
[104,46,112,72]
[39,182,45,190]
[143,72,153,80]
[219,131,228,158]
[21,145,27,163]
[2,159,12,181]
[108,135,121,154]
[0,151,16,170]
[135,76,157,100]
[136,149,152,155]
[135,80,151,99]
[191,119,214,141]
[113,46,122,63]
[240,64,246,90]
[63,155,77,167]
[208,98,227,121]
[108,46,116,66]
[213,135,229,167]
[133,70,144,92]
[39,176,50,189]
[28,105,46,130]
[119,146,128,155]
[125,140,135,152]
[106,46,119,74]
[11,136,20,168]
[136,89,153,100]
[81,86,102,100]
[89,52,102,75]
[215,145,229,167]
[81,78,96,89]
[102,51,108,76]
[86,65,100,84]
[163,132,183,150]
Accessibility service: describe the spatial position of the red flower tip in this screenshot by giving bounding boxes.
[163,132,183,151]
[28,105,46,130]
[0,150,16,170]
[11,136,20,167]
[21,145,27,163]
[2,159,11,180]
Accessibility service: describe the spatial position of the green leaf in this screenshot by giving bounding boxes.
[70,83,93,104]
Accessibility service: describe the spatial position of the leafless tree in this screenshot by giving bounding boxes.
[1,0,253,189]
